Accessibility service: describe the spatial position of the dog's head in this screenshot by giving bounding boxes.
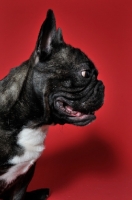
[31,10,105,126]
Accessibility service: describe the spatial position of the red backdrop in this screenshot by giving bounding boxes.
[0,0,132,199]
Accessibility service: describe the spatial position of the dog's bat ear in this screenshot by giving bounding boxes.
[35,9,56,61]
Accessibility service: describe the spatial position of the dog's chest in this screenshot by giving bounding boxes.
[0,126,48,184]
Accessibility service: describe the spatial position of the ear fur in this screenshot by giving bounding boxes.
[55,28,64,44]
[36,9,56,61]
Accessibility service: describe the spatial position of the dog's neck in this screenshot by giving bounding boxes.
[0,59,50,130]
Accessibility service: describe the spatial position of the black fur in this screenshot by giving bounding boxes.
[0,10,104,200]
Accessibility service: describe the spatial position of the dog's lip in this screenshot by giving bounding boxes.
[54,98,96,122]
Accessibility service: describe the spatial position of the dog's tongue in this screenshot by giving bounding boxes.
[65,105,82,117]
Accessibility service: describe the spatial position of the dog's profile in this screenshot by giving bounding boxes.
[0,9,104,200]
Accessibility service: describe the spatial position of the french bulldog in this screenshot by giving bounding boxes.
[0,9,104,200]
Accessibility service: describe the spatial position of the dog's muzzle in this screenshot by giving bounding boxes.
[50,79,104,126]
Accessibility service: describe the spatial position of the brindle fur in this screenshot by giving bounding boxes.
[0,10,104,200]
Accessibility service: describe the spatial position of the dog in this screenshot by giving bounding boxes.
[0,9,104,200]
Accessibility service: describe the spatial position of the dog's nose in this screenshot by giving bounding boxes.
[95,80,105,93]
[99,80,105,90]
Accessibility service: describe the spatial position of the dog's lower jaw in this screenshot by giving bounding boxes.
[52,111,96,126]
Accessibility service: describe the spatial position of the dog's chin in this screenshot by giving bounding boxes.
[53,99,96,126]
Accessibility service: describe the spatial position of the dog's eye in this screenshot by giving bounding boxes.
[81,70,90,78]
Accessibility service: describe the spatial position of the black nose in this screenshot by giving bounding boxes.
[92,80,105,111]
[95,80,105,94]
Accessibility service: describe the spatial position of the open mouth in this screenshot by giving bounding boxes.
[54,98,96,125]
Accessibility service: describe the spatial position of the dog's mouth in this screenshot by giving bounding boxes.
[54,98,96,126]
[56,100,94,117]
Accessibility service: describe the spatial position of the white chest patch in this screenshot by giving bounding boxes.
[0,126,49,184]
